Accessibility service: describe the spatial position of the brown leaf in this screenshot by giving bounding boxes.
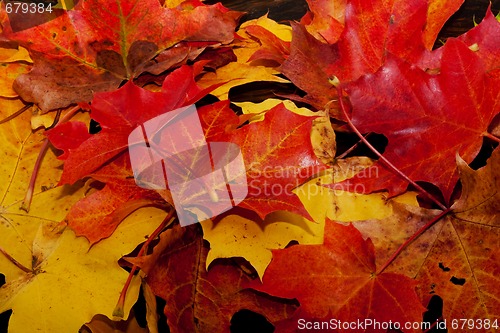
[130,225,297,333]
[353,149,500,324]
[452,147,500,225]
[4,0,240,110]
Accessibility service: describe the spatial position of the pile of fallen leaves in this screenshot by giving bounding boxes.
[0,0,499,332]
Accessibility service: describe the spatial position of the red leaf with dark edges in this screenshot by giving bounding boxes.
[3,0,240,111]
[249,221,425,332]
[129,225,297,333]
[335,39,500,201]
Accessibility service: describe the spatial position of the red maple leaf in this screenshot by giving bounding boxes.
[249,221,426,331]
[335,39,500,201]
[48,63,218,185]
[281,0,454,110]
[133,100,328,220]
[210,102,328,219]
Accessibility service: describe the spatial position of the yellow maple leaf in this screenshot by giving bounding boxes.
[197,16,290,100]
[0,47,32,98]
[0,196,166,333]
[0,96,166,332]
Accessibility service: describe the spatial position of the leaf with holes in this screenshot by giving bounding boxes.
[128,225,297,333]
[350,148,500,325]
[335,39,500,201]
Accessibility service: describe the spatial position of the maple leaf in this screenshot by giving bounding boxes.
[208,101,329,219]
[135,99,329,221]
[352,148,500,325]
[49,63,216,185]
[300,0,345,44]
[249,221,426,330]
[0,95,169,331]
[2,0,240,111]
[129,225,297,333]
[277,0,470,111]
[335,39,500,201]
[0,186,167,333]
[197,15,290,101]
[281,0,446,110]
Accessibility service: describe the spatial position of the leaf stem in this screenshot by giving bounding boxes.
[483,131,500,144]
[0,103,32,124]
[21,105,82,212]
[20,138,50,212]
[336,87,448,210]
[113,209,175,318]
[377,208,450,275]
[0,246,32,273]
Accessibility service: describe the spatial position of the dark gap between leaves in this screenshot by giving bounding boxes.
[230,309,274,333]
[334,131,388,159]
[204,0,308,23]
